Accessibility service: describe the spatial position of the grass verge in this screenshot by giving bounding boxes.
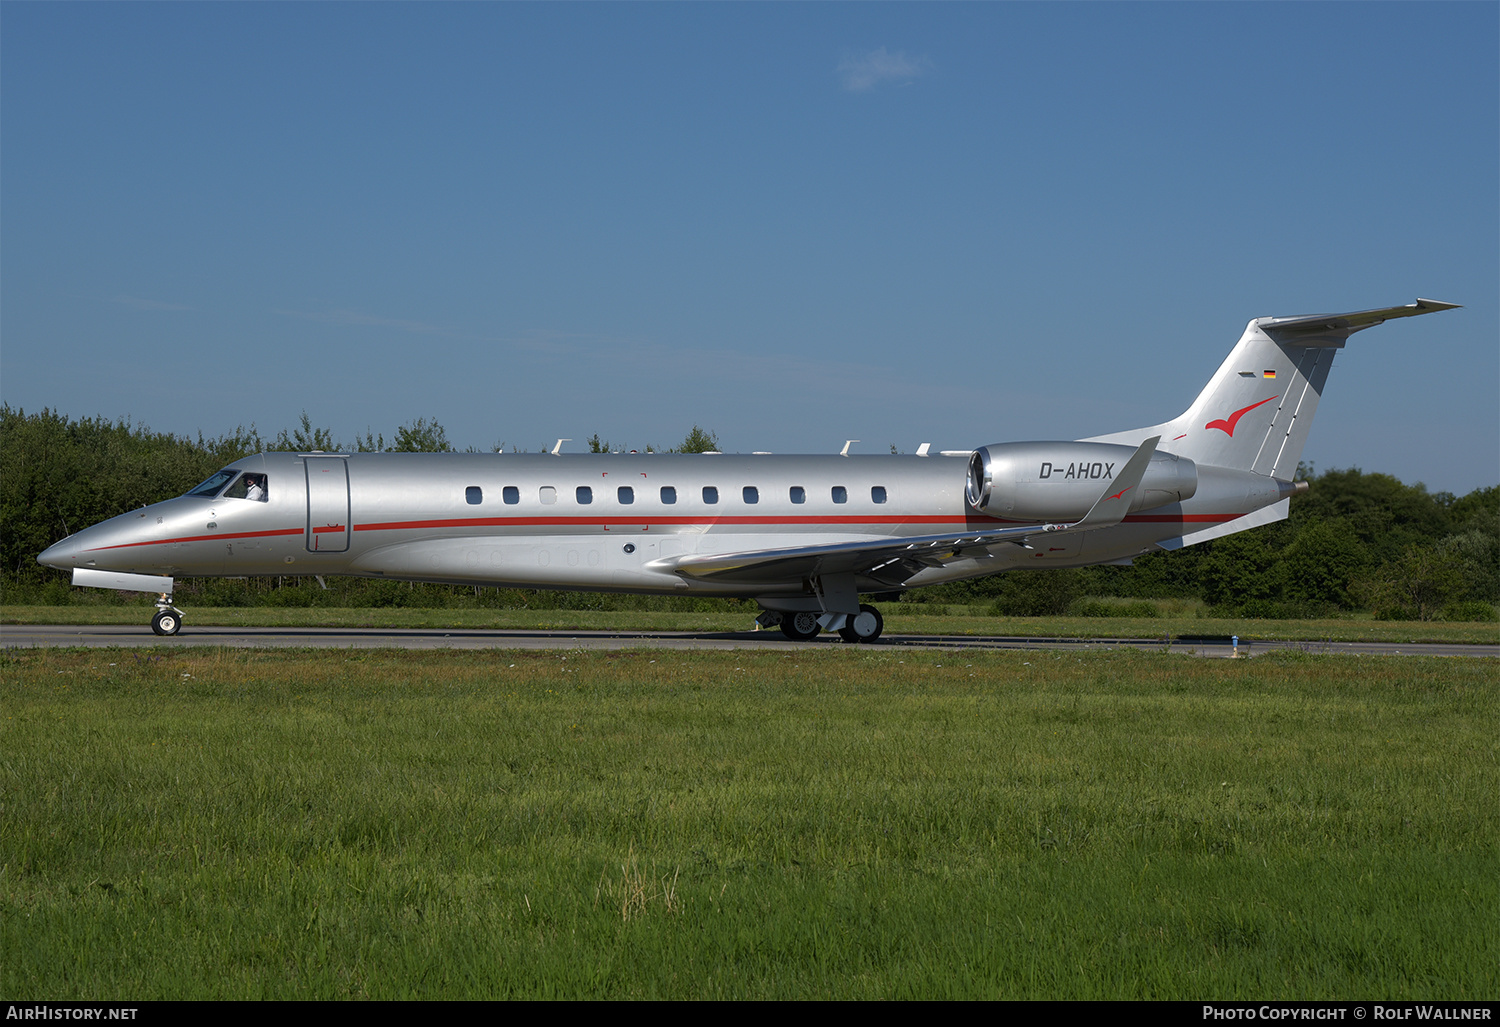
[2,647,1494,998]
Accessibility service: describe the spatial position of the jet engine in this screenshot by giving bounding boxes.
[966,441,1197,520]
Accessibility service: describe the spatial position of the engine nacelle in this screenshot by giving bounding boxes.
[966,441,1197,520]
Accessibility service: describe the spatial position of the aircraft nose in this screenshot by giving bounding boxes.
[38,535,84,570]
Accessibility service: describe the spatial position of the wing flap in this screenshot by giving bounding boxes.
[652,523,1046,585]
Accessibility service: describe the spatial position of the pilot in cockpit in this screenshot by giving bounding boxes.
[223,473,268,502]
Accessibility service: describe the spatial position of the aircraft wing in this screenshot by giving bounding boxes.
[657,437,1160,586]
[656,523,1056,586]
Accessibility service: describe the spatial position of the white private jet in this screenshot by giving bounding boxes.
[39,299,1459,641]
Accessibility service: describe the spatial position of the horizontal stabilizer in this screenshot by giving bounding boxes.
[1258,298,1460,340]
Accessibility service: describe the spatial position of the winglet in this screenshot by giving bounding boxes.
[1070,436,1159,530]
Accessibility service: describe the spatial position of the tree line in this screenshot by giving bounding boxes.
[920,463,1496,622]
[2,405,1494,620]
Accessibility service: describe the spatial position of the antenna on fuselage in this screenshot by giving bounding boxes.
[916,443,931,457]
[840,440,860,456]
[551,439,570,455]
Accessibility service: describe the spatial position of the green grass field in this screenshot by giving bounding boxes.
[5,603,1498,644]
[2,647,1494,999]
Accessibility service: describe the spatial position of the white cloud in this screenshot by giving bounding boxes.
[838,47,931,92]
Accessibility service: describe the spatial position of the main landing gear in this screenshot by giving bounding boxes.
[760,604,885,643]
[837,605,884,644]
[779,611,821,641]
[151,593,183,636]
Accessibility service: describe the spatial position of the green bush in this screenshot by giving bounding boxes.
[1439,600,1498,623]
[1354,547,1469,621]
[1204,599,1337,620]
[1069,599,1159,618]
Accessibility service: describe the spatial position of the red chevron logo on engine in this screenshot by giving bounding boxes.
[1206,396,1277,436]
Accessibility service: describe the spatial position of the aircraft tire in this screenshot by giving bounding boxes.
[779,611,821,641]
[838,604,884,643]
[151,610,181,636]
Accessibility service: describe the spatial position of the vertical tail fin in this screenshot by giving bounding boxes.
[1084,299,1459,476]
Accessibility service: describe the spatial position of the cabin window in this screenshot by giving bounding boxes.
[185,469,238,498]
[660,486,677,504]
[790,486,805,504]
[223,473,269,502]
[618,486,634,505]
[466,486,483,505]
[871,486,887,504]
[540,487,557,505]
[703,486,719,504]
[576,486,593,505]
[832,486,848,504]
[743,486,758,504]
[503,486,520,505]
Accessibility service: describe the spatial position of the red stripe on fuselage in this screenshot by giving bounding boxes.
[81,510,1243,553]
[345,511,1245,530]
[353,514,977,532]
[86,527,304,552]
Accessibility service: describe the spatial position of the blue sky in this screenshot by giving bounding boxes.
[3,2,1495,495]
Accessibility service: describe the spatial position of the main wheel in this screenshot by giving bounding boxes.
[779,611,821,641]
[151,610,181,636]
[837,604,884,643]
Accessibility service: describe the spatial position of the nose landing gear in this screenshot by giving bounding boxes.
[151,593,183,636]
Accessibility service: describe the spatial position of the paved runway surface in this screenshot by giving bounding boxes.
[4,624,1495,658]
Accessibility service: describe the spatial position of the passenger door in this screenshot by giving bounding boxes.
[304,457,350,553]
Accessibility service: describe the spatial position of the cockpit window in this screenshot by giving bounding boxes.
[222,473,269,502]
[185,469,239,498]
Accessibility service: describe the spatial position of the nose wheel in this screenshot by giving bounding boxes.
[151,594,183,636]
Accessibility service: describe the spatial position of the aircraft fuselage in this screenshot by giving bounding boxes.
[43,448,1224,599]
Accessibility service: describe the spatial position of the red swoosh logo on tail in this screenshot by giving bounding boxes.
[1106,486,1132,501]
[1206,396,1277,436]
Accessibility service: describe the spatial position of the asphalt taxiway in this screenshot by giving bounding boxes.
[3,624,1495,658]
